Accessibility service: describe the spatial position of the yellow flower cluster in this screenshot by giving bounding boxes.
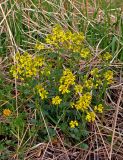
[75,92,92,111]
[85,112,95,122]
[101,52,112,61]
[94,104,103,113]
[46,24,84,48]
[35,43,45,50]
[95,79,102,88]
[10,52,44,79]
[84,78,93,89]
[104,70,113,84]
[69,120,78,128]
[52,96,62,105]
[46,24,65,48]
[80,48,91,59]
[70,91,103,123]
[35,84,48,100]
[74,84,83,94]
[59,68,75,94]
[45,24,91,59]
[91,68,99,76]
[3,109,11,117]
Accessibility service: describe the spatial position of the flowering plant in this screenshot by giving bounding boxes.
[10,24,113,141]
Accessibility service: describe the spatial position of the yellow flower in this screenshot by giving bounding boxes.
[94,104,103,113]
[59,68,75,94]
[60,68,75,85]
[84,78,93,89]
[75,92,92,111]
[104,70,113,84]
[39,89,48,99]
[35,84,48,100]
[70,102,75,108]
[101,52,112,61]
[35,43,45,50]
[95,79,102,88]
[69,120,78,128]
[45,24,85,53]
[80,48,91,59]
[91,68,99,76]
[46,24,66,48]
[74,84,83,94]
[59,84,70,94]
[52,96,62,105]
[3,109,11,117]
[86,112,95,122]
[10,52,45,79]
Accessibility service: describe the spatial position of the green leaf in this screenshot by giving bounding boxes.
[78,143,89,150]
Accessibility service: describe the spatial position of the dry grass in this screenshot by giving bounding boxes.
[0,0,123,160]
